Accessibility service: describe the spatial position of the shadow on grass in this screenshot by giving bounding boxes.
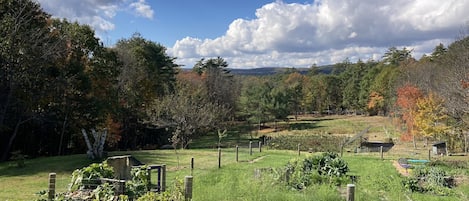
[288,122,323,130]
[0,154,94,176]
[0,151,172,177]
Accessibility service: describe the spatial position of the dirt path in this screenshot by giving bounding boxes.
[392,160,410,177]
[249,155,267,163]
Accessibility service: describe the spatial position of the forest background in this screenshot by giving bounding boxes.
[2,0,469,162]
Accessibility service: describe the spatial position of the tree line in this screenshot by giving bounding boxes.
[2,0,469,161]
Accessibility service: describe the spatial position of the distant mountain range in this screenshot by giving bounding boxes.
[228,65,334,76]
[180,65,334,76]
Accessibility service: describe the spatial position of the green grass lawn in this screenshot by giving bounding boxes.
[2,149,469,201]
[1,115,468,200]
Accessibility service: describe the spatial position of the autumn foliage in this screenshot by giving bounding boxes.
[396,84,423,141]
[414,93,449,140]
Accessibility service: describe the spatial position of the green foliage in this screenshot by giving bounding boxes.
[93,182,116,201]
[137,178,184,201]
[125,165,150,199]
[10,150,26,168]
[403,166,454,195]
[273,152,349,190]
[268,134,345,152]
[69,162,114,191]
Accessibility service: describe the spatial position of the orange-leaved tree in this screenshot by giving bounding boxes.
[396,84,423,148]
[367,91,384,115]
[414,93,449,146]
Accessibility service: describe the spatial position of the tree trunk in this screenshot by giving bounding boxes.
[1,118,30,161]
[0,87,14,128]
[57,114,68,156]
[465,130,468,156]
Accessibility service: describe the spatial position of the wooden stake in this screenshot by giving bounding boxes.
[218,148,222,168]
[184,176,193,201]
[297,143,301,156]
[346,184,355,201]
[161,164,166,192]
[380,146,383,160]
[48,173,56,200]
[259,141,262,152]
[236,145,239,162]
[190,157,194,175]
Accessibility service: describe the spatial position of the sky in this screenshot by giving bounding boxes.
[36,0,469,69]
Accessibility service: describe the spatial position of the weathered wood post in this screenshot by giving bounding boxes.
[146,167,152,191]
[346,184,355,201]
[184,176,193,201]
[249,141,253,155]
[380,146,383,160]
[48,173,56,200]
[236,145,239,162]
[297,143,301,156]
[428,149,431,161]
[115,179,125,195]
[191,157,194,175]
[259,141,262,153]
[218,148,222,168]
[161,164,166,192]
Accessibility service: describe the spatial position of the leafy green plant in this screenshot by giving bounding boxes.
[126,165,150,199]
[69,162,114,191]
[273,152,349,190]
[403,166,454,195]
[137,178,184,201]
[93,182,116,201]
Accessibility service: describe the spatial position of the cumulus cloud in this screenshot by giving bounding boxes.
[170,0,469,68]
[130,0,154,19]
[36,0,154,33]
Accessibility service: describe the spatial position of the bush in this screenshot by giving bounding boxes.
[267,134,346,152]
[403,166,454,195]
[69,162,114,191]
[273,152,350,190]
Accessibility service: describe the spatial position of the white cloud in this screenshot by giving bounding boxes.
[36,0,154,33]
[170,0,469,68]
[130,0,154,19]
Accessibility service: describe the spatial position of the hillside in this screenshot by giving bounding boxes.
[228,65,334,76]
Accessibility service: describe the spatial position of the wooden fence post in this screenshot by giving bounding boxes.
[191,157,194,175]
[184,176,193,201]
[249,141,253,155]
[380,146,383,160]
[218,148,222,168]
[161,164,166,192]
[428,149,431,161]
[146,167,152,191]
[347,184,355,201]
[48,173,56,200]
[236,145,239,162]
[297,143,301,156]
[259,141,262,153]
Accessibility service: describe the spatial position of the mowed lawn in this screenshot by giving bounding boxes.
[2,115,469,200]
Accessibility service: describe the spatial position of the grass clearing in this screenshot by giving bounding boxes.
[1,115,469,200]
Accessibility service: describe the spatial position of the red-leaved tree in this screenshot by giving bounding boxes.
[396,84,423,148]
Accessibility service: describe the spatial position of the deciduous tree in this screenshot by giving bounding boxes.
[414,93,449,146]
[396,84,423,148]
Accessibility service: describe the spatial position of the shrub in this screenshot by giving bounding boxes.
[403,166,454,195]
[273,152,350,190]
[126,165,150,199]
[69,162,114,191]
[267,134,346,152]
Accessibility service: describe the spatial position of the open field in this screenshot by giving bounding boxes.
[1,115,469,200]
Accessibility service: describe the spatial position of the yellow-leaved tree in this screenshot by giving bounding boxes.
[414,93,450,146]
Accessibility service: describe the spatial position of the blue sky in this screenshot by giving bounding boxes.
[37,0,469,68]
